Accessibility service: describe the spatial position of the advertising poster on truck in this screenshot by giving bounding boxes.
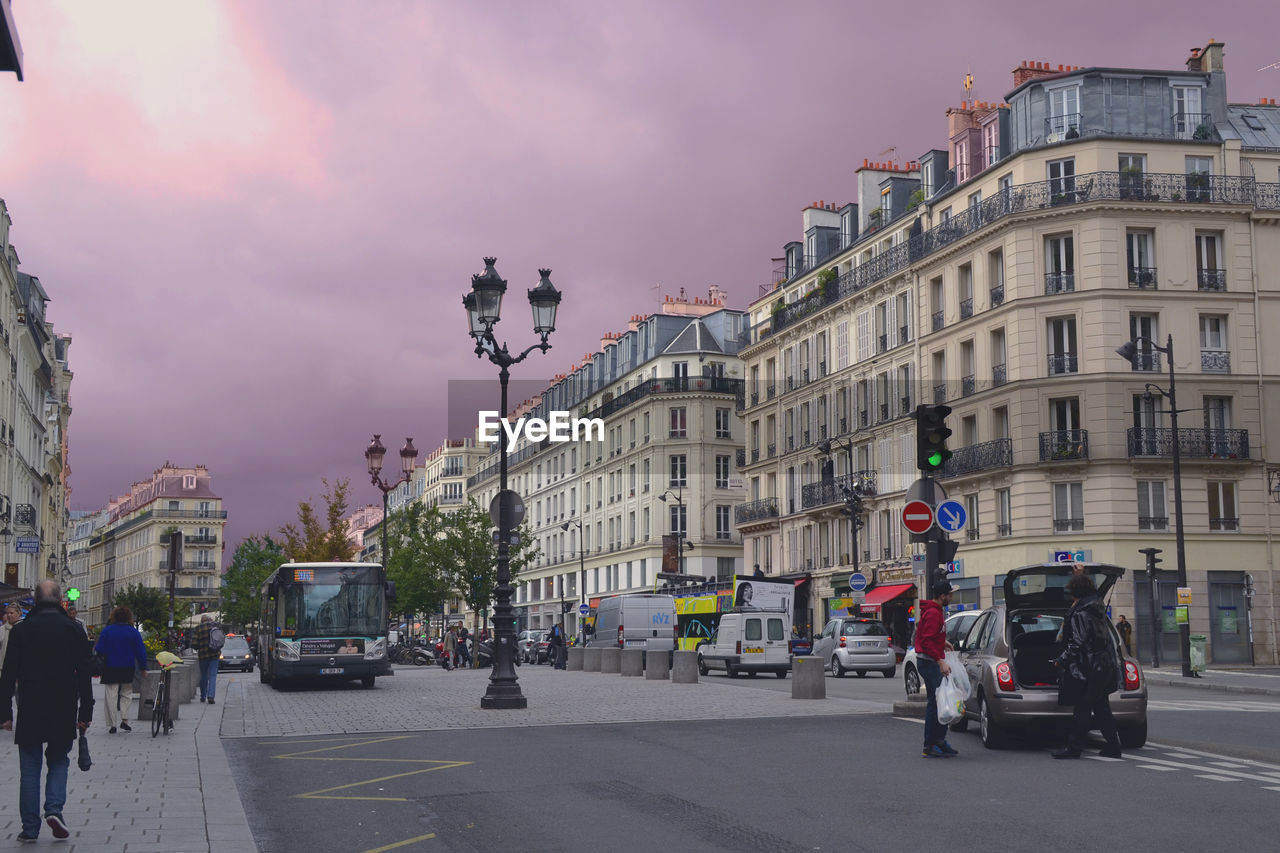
[732,575,793,612]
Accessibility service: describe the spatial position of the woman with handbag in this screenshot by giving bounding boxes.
[1052,574,1123,759]
[93,607,148,734]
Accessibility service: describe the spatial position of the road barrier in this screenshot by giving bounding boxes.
[791,656,826,700]
[671,650,698,684]
[620,649,644,676]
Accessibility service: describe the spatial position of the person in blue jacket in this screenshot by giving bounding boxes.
[93,607,148,734]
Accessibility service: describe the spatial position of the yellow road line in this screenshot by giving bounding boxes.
[273,735,415,758]
[294,761,471,800]
[360,833,437,853]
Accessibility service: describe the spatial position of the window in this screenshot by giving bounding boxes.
[955,140,969,183]
[1199,314,1226,350]
[182,474,196,489]
[1185,155,1212,201]
[669,504,687,537]
[1047,158,1075,199]
[1173,87,1204,137]
[1045,234,1074,293]
[642,459,650,492]
[1047,86,1080,136]
[716,506,731,540]
[669,455,687,488]
[1126,231,1156,287]
[965,493,980,541]
[672,362,688,381]
[715,407,732,439]
[643,412,650,442]
[983,121,1000,166]
[669,407,686,438]
[1118,153,1146,199]
[1207,482,1238,531]
[1053,482,1084,532]
[988,249,1005,306]
[1129,313,1160,371]
[1047,317,1078,375]
[1195,232,1225,290]
[715,455,731,489]
[997,488,1012,537]
[1137,481,1168,531]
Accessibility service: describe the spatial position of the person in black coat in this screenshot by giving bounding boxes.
[1052,573,1122,759]
[0,581,94,842]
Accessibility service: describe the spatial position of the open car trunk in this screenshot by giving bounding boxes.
[1008,611,1066,689]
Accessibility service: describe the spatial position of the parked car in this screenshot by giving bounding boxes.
[902,611,981,696]
[518,630,546,663]
[697,608,791,678]
[218,636,254,672]
[532,634,552,664]
[953,562,1148,749]
[812,617,896,678]
[585,594,677,652]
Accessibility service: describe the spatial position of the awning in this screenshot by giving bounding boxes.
[862,583,915,607]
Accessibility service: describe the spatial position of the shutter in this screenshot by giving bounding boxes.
[886,297,898,349]
[1137,483,1151,519]
[857,311,870,362]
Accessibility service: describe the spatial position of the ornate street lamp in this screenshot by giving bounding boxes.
[365,435,418,567]
[464,257,561,710]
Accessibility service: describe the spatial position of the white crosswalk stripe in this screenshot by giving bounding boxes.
[1148,699,1280,712]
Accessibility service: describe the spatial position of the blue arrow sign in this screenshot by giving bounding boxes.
[936,499,967,533]
[578,604,590,617]
[848,572,868,592]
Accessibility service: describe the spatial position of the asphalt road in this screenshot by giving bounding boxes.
[226,708,1280,853]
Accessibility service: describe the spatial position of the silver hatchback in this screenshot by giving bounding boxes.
[953,563,1149,749]
[812,617,896,678]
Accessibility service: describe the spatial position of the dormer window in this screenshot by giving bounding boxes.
[183,474,196,490]
[922,162,934,197]
[1046,84,1081,138]
[955,139,969,183]
[983,121,1000,166]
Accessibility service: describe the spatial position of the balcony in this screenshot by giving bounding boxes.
[1047,354,1078,376]
[878,403,890,422]
[1039,429,1089,461]
[160,560,217,572]
[1210,517,1240,532]
[858,411,869,429]
[1197,269,1227,291]
[900,324,910,343]
[960,298,973,319]
[960,375,974,397]
[998,523,1012,538]
[152,509,228,519]
[186,535,218,547]
[932,311,944,332]
[1128,267,1158,289]
[1054,518,1085,533]
[990,286,1004,307]
[1044,272,1075,295]
[735,449,747,469]
[1139,517,1169,531]
[767,443,777,458]
[992,363,1007,387]
[801,471,878,510]
[767,384,776,399]
[1126,427,1250,460]
[942,438,1013,479]
[900,396,913,417]
[736,497,780,525]
[933,384,947,404]
[1172,112,1217,141]
[1129,351,1161,372]
[751,448,760,463]
[1201,350,1230,373]
[878,333,888,354]
[1044,113,1082,139]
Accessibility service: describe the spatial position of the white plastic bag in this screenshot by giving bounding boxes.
[935,653,970,726]
[945,651,971,696]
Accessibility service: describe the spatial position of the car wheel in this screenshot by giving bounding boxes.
[775,670,787,679]
[726,663,739,678]
[747,671,758,678]
[1119,720,1148,749]
[361,676,376,688]
[950,717,969,733]
[904,665,921,696]
[831,656,846,678]
[979,692,1008,749]
[698,655,709,676]
[247,666,254,673]
[855,670,867,677]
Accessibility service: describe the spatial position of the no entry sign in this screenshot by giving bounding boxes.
[902,500,935,534]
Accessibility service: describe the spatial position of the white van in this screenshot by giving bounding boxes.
[586,594,678,652]
[696,608,791,678]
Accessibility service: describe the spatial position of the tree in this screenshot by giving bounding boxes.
[438,498,541,636]
[384,501,453,629]
[112,583,168,635]
[279,478,356,562]
[221,534,286,629]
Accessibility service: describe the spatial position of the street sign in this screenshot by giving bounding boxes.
[902,500,935,534]
[849,590,866,604]
[15,536,39,554]
[490,530,520,546]
[936,499,967,533]
[489,489,526,528]
[578,603,590,617]
[848,572,868,592]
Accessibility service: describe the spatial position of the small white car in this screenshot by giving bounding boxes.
[902,611,981,695]
[812,617,896,678]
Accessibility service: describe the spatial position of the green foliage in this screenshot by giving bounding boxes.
[908,189,926,208]
[385,502,453,620]
[221,534,286,629]
[816,267,837,290]
[436,498,541,620]
[112,583,168,635]
[279,478,356,562]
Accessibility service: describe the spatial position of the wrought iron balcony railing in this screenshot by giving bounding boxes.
[878,333,888,353]
[1045,272,1075,295]
[900,395,913,416]
[801,471,878,510]
[961,375,975,397]
[1138,517,1169,531]
[1048,354,1078,376]
[960,298,973,319]
[941,438,1013,479]
[767,443,776,458]
[1039,429,1089,461]
[933,383,947,403]
[992,363,1007,387]
[900,324,910,344]
[1126,427,1250,460]
[1054,518,1085,533]
[1129,351,1161,372]
[990,286,1004,307]
[1210,517,1240,532]
[735,498,778,525]
[1128,267,1158,289]
[1201,350,1230,372]
[932,310,944,332]
[998,523,1012,538]
[878,403,890,422]
[1197,269,1227,291]
[735,449,747,469]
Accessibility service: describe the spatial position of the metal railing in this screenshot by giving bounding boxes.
[1130,351,1161,372]
[1210,517,1240,532]
[1045,272,1075,295]
[878,333,888,353]
[1128,267,1158,289]
[801,471,878,510]
[1054,518,1085,533]
[990,286,1004,307]
[736,497,780,525]
[1126,427,1250,459]
[1048,354,1078,375]
[933,383,947,403]
[1201,350,1230,372]
[932,311,944,332]
[998,523,1012,538]
[1197,269,1227,291]
[1138,517,1169,531]
[992,363,1007,386]
[900,395,913,416]
[151,510,228,519]
[941,438,1013,478]
[960,298,973,319]
[1039,429,1089,461]
[961,375,975,397]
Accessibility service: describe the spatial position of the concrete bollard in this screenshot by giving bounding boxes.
[136,670,181,721]
[567,647,585,671]
[583,647,602,672]
[620,648,644,676]
[175,664,196,703]
[645,650,670,680]
[671,650,699,684]
[600,648,622,674]
[791,656,826,699]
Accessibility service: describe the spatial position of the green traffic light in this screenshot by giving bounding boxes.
[927,452,943,467]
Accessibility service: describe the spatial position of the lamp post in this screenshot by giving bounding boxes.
[365,435,419,568]
[561,518,585,641]
[816,438,866,579]
[658,489,696,575]
[1116,334,1194,678]
[465,257,561,710]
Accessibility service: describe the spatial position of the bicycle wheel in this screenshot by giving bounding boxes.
[151,683,164,738]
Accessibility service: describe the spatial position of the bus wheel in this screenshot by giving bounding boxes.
[259,666,272,685]
[361,676,376,688]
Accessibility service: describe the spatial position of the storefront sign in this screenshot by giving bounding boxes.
[1050,549,1091,563]
[878,566,915,585]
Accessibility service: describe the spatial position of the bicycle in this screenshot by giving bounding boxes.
[151,659,177,738]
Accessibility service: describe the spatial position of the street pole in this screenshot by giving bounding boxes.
[1165,335,1194,678]
[166,531,182,652]
[1139,547,1163,669]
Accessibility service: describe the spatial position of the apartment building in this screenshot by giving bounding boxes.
[468,289,748,634]
[740,40,1280,665]
[423,438,487,513]
[87,464,228,626]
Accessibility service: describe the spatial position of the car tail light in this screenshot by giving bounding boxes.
[839,636,846,648]
[736,640,741,655]
[996,661,1015,692]
[1124,660,1141,691]
[617,625,624,648]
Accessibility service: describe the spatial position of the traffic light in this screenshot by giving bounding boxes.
[937,537,959,566]
[914,404,953,472]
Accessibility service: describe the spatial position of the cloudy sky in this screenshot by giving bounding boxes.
[0,0,1275,553]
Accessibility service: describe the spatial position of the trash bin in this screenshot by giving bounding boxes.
[1189,634,1208,673]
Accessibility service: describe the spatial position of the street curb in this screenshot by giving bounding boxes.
[196,685,259,852]
[1143,674,1280,697]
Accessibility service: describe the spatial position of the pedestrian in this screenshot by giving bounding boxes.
[457,625,472,668]
[0,603,21,672]
[443,626,457,671]
[549,622,566,669]
[1052,573,1123,759]
[0,580,94,843]
[913,580,958,758]
[93,606,148,735]
[191,614,220,703]
[66,606,88,638]
[1115,615,1134,655]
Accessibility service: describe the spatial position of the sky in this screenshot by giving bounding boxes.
[0,0,1277,555]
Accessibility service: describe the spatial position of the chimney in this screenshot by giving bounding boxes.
[1200,38,1225,72]
[1012,59,1061,88]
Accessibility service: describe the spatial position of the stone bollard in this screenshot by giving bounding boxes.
[136,670,181,722]
[583,647,602,672]
[567,647,585,671]
[620,648,644,677]
[791,656,826,699]
[175,664,196,703]
[645,649,670,681]
[671,650,699,684]
[600,648,622,674]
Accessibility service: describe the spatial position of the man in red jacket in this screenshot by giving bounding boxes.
[913,580,956,758]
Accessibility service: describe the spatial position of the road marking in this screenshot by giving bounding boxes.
[893,717,925,725]
[1084,756,1124,762]
[1265,786,1280,793]
[1132,755,1280,784]
[360,833,437,853]
[1195,774,1241,782]
[1148,699,1280,712]
[1148,741,1280,772]
[271,734,472,802]
[1209,761,1249,768]
[1137,765,1177,771]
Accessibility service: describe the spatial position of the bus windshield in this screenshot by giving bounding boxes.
[279,565,385,638]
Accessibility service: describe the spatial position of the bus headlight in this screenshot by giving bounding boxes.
[364,638,386,660]
[274,640,300,662]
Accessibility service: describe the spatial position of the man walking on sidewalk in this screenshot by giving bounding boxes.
[914,580,957,759]
[191,615,220,704]
[0,580,94,843]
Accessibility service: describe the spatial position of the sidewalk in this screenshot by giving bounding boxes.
[0,678,256,852]
[1144,665,1280,697]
